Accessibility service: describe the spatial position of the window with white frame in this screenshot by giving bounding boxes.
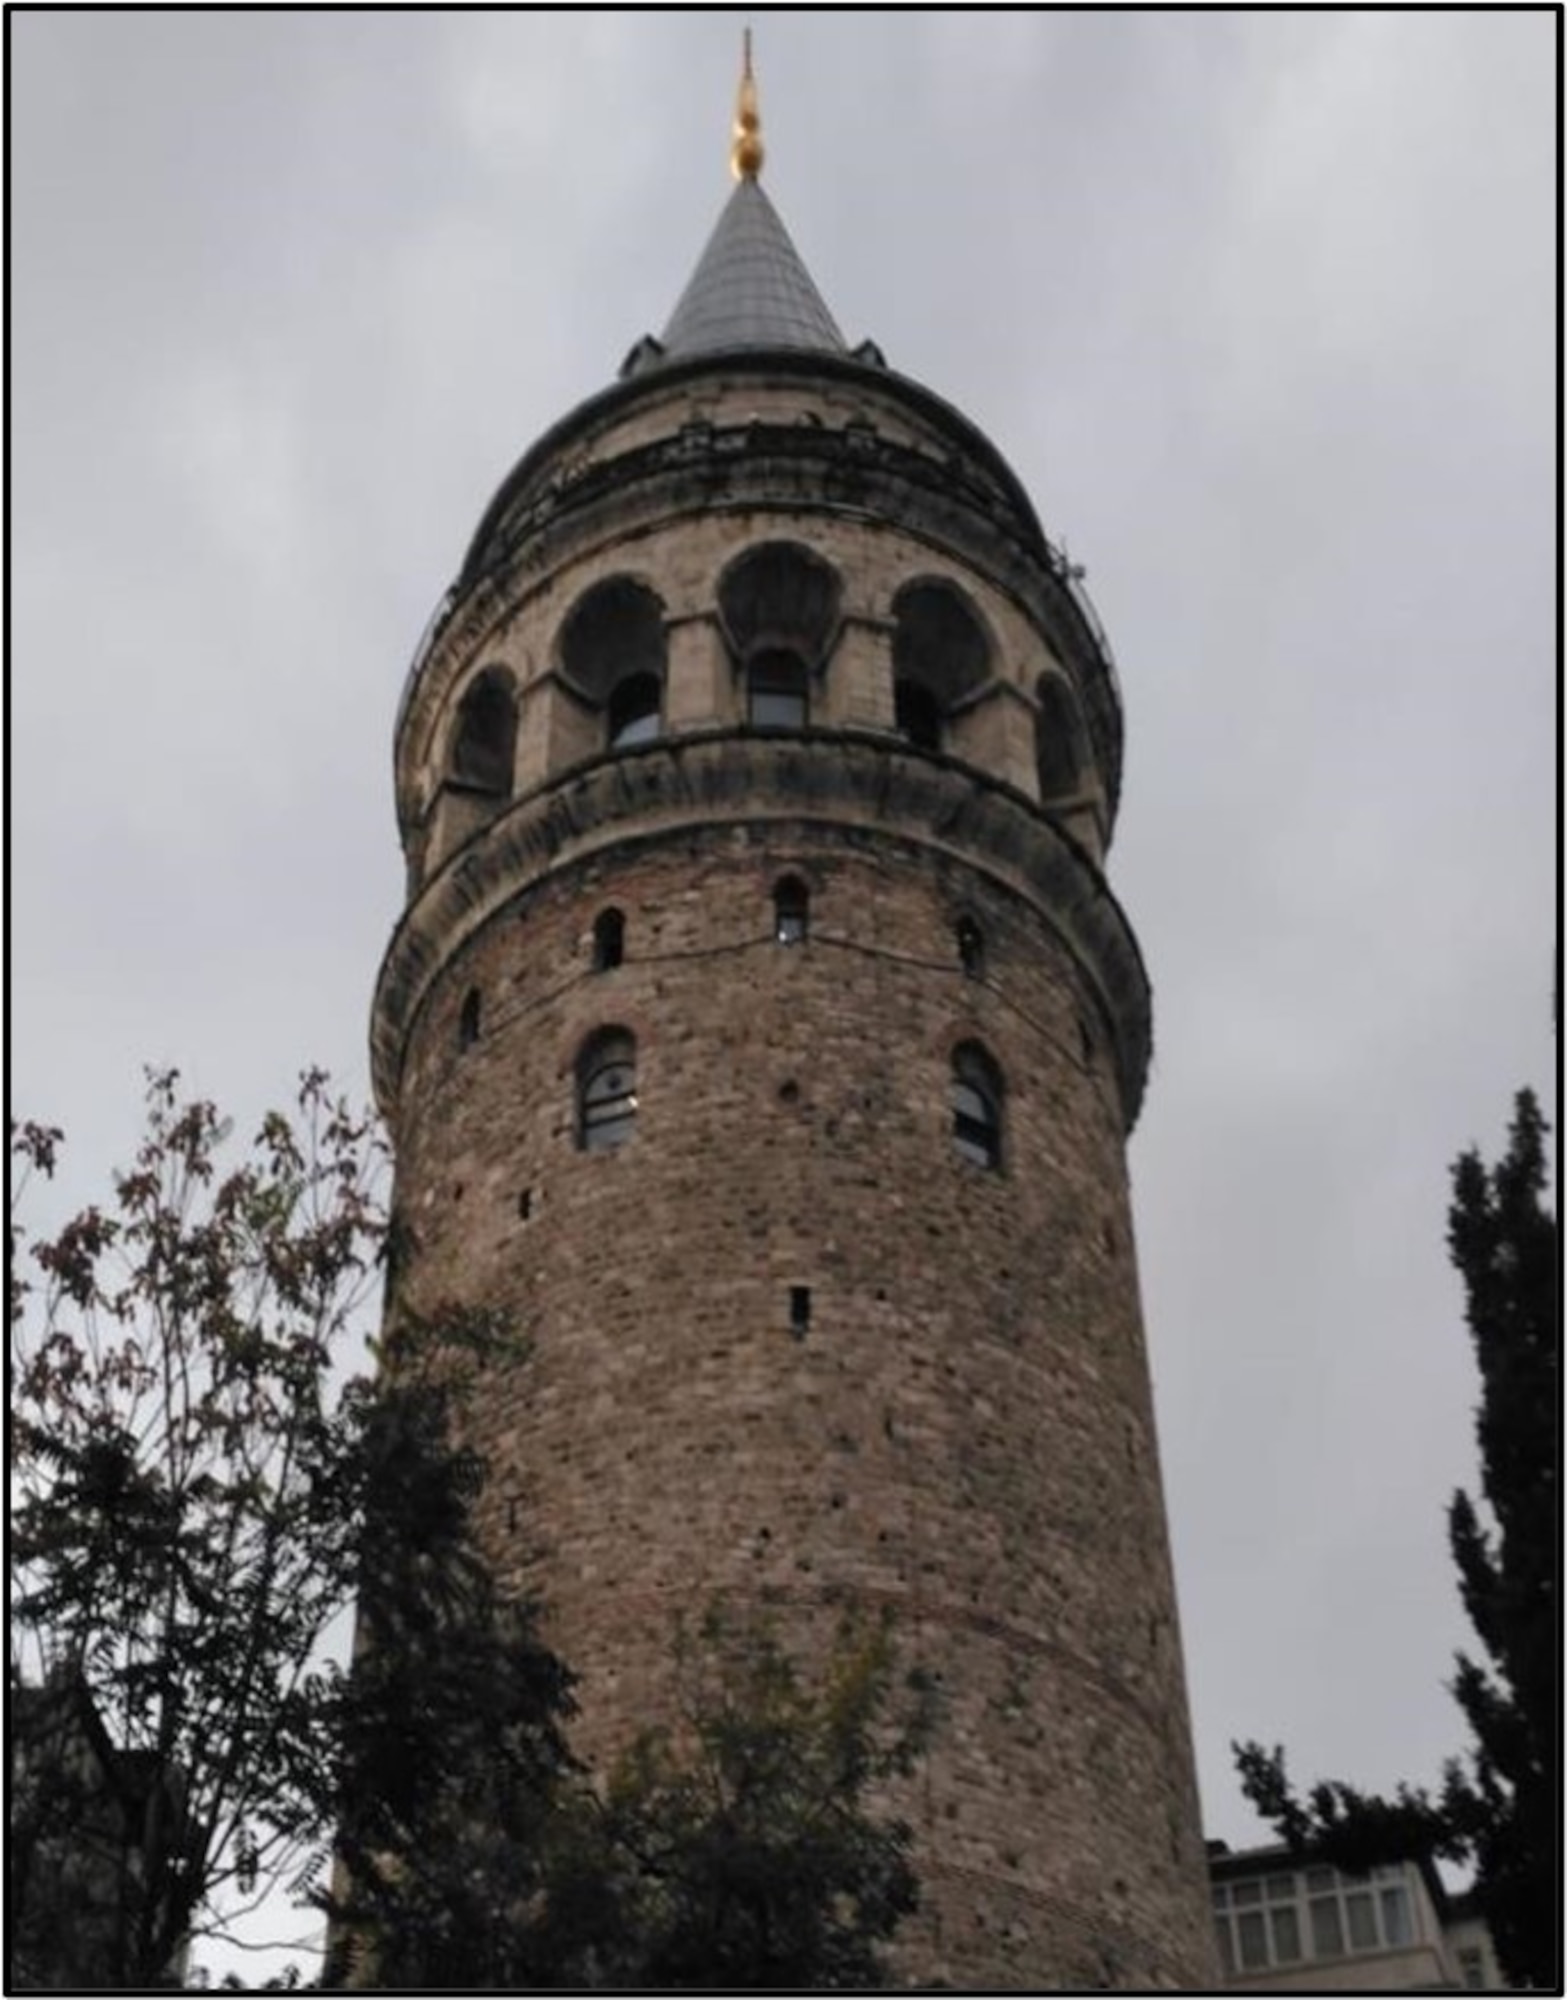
[1211,1863,1417,1977]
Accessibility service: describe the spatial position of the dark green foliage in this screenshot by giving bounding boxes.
[539,1608,934,1990]
[318,1338,579,1990]
[1235,1089,1558,1988]
[348,1603,934,1991]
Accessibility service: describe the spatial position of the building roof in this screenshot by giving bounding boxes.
[658,175,846,360]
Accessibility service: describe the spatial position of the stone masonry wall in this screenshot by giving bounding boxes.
[387,815,1215,1988]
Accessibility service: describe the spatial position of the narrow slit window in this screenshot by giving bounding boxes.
[458,988,481,1049]
[790,1286,812,1336]
[951,1042,1003,1170]
[956,918,985,980]
[774,876,810,945]
[593,908,626,971]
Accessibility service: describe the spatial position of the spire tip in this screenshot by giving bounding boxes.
[731,28,764,181]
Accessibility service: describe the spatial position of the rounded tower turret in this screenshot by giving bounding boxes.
[372,69,1216,1990]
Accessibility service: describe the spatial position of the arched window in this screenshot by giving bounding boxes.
[891,579,991,754]
[719,542,840,729]
[1035,674,1087,802]
[450,668,517,795]
[748,649,809,730]
[607,673,662,749]
[578,1029,637,1152]
[592,908,625,972]
[559,577,668,752]
[774,876,810,944]
[956,918,985,980]
[894,678,944,753]
[458,987,481,1049]
[951,1042,1003,1170]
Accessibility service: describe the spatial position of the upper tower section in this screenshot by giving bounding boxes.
[379,50,1145,1129]
[657,35,845,361]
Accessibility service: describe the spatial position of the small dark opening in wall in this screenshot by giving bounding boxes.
[518,1188,533,1220]
[774,876,810,945]
[459,987,481,1049]
[789,1286,812,1337]
[593,908,625,971]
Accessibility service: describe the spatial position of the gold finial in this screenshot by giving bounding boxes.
[731,28,764,180]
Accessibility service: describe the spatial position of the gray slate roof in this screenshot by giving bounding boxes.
[660,178,845,358]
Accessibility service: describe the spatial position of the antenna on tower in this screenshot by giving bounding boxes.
[731,28,764,181]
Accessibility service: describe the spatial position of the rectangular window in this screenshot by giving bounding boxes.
[1457,1946,1485,1989]
[1214,1919,1236,1977]
[1345,1890,1377,1951]
[1237,1911,1269,1971]
[1310,1898,1344,1958]
[1231,1879,1262,1907]
[1270,1905,1302,1963]
[1380,1885,1412,1947]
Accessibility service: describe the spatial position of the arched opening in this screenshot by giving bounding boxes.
[592,909,626,972]
[577,1028,637,1152]
[1035,673,1088,802]
[891,579,991,752]
[773,876,810,944]
[951,1041,1003,1170]
[719,542,841,727]
[956,918,985,980]
[450,668,517,795]
[559,577,668,753]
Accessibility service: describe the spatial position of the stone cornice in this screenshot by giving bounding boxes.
[371,731,1151,1131]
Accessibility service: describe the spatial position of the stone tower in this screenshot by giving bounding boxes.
[371,61,1216,1991]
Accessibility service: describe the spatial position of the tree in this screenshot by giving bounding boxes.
[1235,1088,1558,1988]
[317,1345,580,1991]
[12,1071,932,1990]
[8,1069,569,1987]
[334,1599,936,1991]
[530,1606,935,1990]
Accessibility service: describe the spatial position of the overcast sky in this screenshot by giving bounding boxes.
[12,1,1557,1916]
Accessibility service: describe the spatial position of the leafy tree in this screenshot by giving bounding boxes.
[12,1071,932,1991]
[1235,1088,1558,1988]
[8,1069,567,1987]
[340,1601,935,1991]
[316,1351,579,1991]
[537,1606,935,1990]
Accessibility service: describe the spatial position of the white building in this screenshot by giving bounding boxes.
[1209,1841,1507,1990]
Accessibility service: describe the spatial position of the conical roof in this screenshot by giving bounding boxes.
[659,176,846,360]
